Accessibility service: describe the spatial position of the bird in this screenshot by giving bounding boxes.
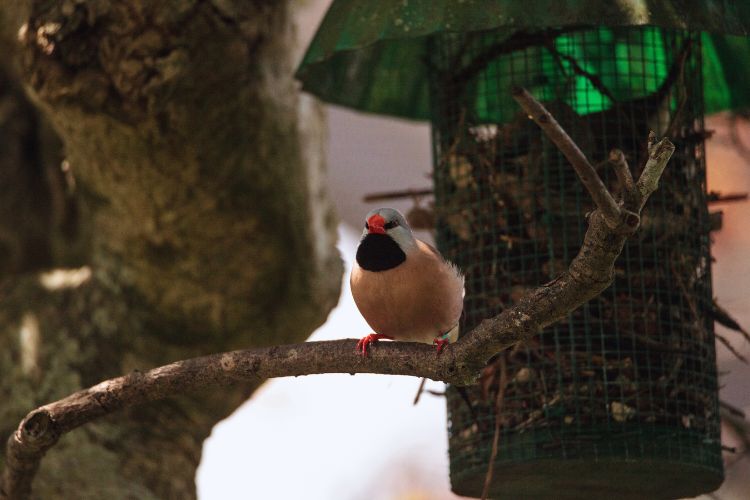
[351,207,464,356]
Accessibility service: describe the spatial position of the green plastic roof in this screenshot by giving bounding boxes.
[296,0,750,120]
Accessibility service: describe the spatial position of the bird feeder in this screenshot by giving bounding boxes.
[297,2,750,498]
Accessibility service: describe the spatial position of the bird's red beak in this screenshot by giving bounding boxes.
[367,214,386,234]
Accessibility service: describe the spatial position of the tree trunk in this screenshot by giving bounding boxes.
[0,1,342,498]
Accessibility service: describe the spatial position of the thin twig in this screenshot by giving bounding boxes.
[712,299,750,345]
[670,254,749,365]
[545,41,618,103]
[720,400,746,418]
[511,86,623,229]
[716,333,748,363]
[662,37,694,139]
[636,131,676,210]
[609,149,637,209]
[707,192,748,204]
[413,377,427,405]
[481,355,508,500]
[449,28,580,86]
[365,188,433,203]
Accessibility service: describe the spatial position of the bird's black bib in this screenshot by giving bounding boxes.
[356,234,406,272]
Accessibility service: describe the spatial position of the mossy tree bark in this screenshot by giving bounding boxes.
[0,1,342,498]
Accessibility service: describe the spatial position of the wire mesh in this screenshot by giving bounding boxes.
[428,26,722,499]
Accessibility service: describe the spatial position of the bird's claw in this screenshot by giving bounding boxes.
[433,337,450,355]
[357,333,393,357]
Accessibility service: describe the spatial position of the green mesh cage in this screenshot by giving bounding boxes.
[295,1,750,121]
[428,27,722,499]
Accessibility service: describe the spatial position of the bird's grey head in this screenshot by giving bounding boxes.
[362,208,417,252]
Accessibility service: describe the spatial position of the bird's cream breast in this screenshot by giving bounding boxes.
[350,240,464,343]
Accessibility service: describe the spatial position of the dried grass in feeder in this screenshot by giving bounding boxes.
[427,26,722,499]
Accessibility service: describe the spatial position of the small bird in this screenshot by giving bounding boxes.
[351,208,464,356]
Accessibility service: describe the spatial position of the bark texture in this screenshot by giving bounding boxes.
[0,0,341,498]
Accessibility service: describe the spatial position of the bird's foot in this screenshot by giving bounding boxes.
[433,333,451,355]
[357,333,394,357]
[432,336,450,355]
[433,338,450,354]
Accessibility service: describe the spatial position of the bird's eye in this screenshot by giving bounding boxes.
[384,221,398,230]
[365,222,369,230]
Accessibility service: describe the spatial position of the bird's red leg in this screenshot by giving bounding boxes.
[433,331,452,355]
[356,333,394,357]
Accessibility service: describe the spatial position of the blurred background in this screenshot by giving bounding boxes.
[196,1,750,499]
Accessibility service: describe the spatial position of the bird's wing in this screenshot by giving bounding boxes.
[421,240,442,259]
[417,239,465,294]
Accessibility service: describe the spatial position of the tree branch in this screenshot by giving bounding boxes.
[511,86,630,229]
[636,131,677,210]
[0,90,675,500]
[609,149,638,208]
